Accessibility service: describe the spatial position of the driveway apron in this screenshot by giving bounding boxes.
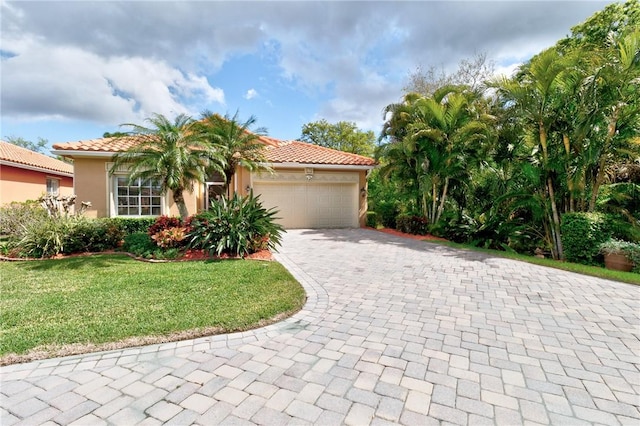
[1,228,639,425]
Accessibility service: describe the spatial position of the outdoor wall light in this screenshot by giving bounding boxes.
[361,187,367,197]
[305,167,314,181]
[245,185,251,192]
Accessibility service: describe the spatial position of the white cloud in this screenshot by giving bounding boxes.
[1,0,612,138]
[244,88,259,100]
[1,37,225,125]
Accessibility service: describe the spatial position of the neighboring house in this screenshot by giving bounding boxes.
[52,135,376,228]
[0,140,74,205]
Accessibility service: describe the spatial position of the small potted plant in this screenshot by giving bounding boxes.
[599,239,640,272]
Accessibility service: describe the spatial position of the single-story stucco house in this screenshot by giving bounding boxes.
[0,140,74,205]
[52,135,376,228]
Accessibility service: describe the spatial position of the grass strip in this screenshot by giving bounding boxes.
[0,254,305,361]
[427,240,640,285]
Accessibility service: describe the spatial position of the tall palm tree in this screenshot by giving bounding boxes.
[586,30,640,211]
[110,113,224,220]
[197,111,270,192]
[407,86,493,223]
[489,48,571,260]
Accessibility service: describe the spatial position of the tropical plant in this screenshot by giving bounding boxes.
[379,85,494,225]
[110,113,225,219]
[197,111,270,192]
[187,192,283,257]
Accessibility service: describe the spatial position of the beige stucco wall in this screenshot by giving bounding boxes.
[71,156,200,218]
[0,165,73,205]
[66,156,370,226]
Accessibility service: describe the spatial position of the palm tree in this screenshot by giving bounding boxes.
[586,30,640,211]
[489,48,572,260]
[408,86,493,223]
[110,113,224,220]
[197,111,270,193]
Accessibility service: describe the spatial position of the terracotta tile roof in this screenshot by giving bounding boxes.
[52,136,140,152]
[265,141,376,166]
[53,134,376,167]
[0,140,74,175]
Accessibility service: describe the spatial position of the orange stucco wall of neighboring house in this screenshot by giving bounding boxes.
[0,165,73,205]
[72,156,200,218]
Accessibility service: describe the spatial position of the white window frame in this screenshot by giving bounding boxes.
[46,177,60,196]
[107,163,168,217]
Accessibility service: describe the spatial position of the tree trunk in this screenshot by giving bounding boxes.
[563,133,575,212]
[431,183,438,224]
[547,177,564,260]
[435,177,449,224]
[173,188,189,220]
[589,108,619,212]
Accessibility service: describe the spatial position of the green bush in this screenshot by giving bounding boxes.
[187,192,284,257]
[63,218,125,254]
[15,216,70,258]
[11,216,125,258]
[396,214,429,235]
[377,201,399,229]
[108,217,156,235]
[561,213,611,266]
[0,201,49,238]
[366,211,380,228]
[122,232,157,257]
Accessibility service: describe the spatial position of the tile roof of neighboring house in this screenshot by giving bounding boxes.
[52,135,376,167]
[0,140,74,176]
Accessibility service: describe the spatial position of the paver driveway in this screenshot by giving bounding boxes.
[1,228,639,425]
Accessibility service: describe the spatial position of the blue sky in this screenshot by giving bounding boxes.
[1,1,612,152]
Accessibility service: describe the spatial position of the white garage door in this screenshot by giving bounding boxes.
[253,179,359,229]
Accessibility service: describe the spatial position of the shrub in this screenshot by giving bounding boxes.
[561,213,612,266]
[187,192,284,257]
[148,216,183,237]
[151,227,187,248]
[377,201,399,229]
[366,211,380,228]
[0,201,49,238]
[10,216,125,258]
[396,214,428,235]
[15,216,69,258]
[109,217,156,235]
[122,232,157,257]
[63,218,125,254]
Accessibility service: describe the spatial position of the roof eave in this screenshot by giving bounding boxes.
[51,150,118,158]
[261,162,376,171]
[0,160,74,177]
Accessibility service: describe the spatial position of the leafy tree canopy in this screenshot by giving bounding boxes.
[103,131,129,138]
[5,136,49,153]
[557,0,639,51]
[300,119,376,157]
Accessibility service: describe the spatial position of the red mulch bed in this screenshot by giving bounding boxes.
[368,227,448,242]
[179,249,273,261]
[1,249,273,262]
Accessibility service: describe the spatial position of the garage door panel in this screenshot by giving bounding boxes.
[253,180,358,229]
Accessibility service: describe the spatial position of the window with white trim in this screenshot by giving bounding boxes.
[115,177,162,216]
[46,178,60,196]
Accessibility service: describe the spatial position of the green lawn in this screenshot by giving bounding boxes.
[0,255,306,362]
[428,240,640,285]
